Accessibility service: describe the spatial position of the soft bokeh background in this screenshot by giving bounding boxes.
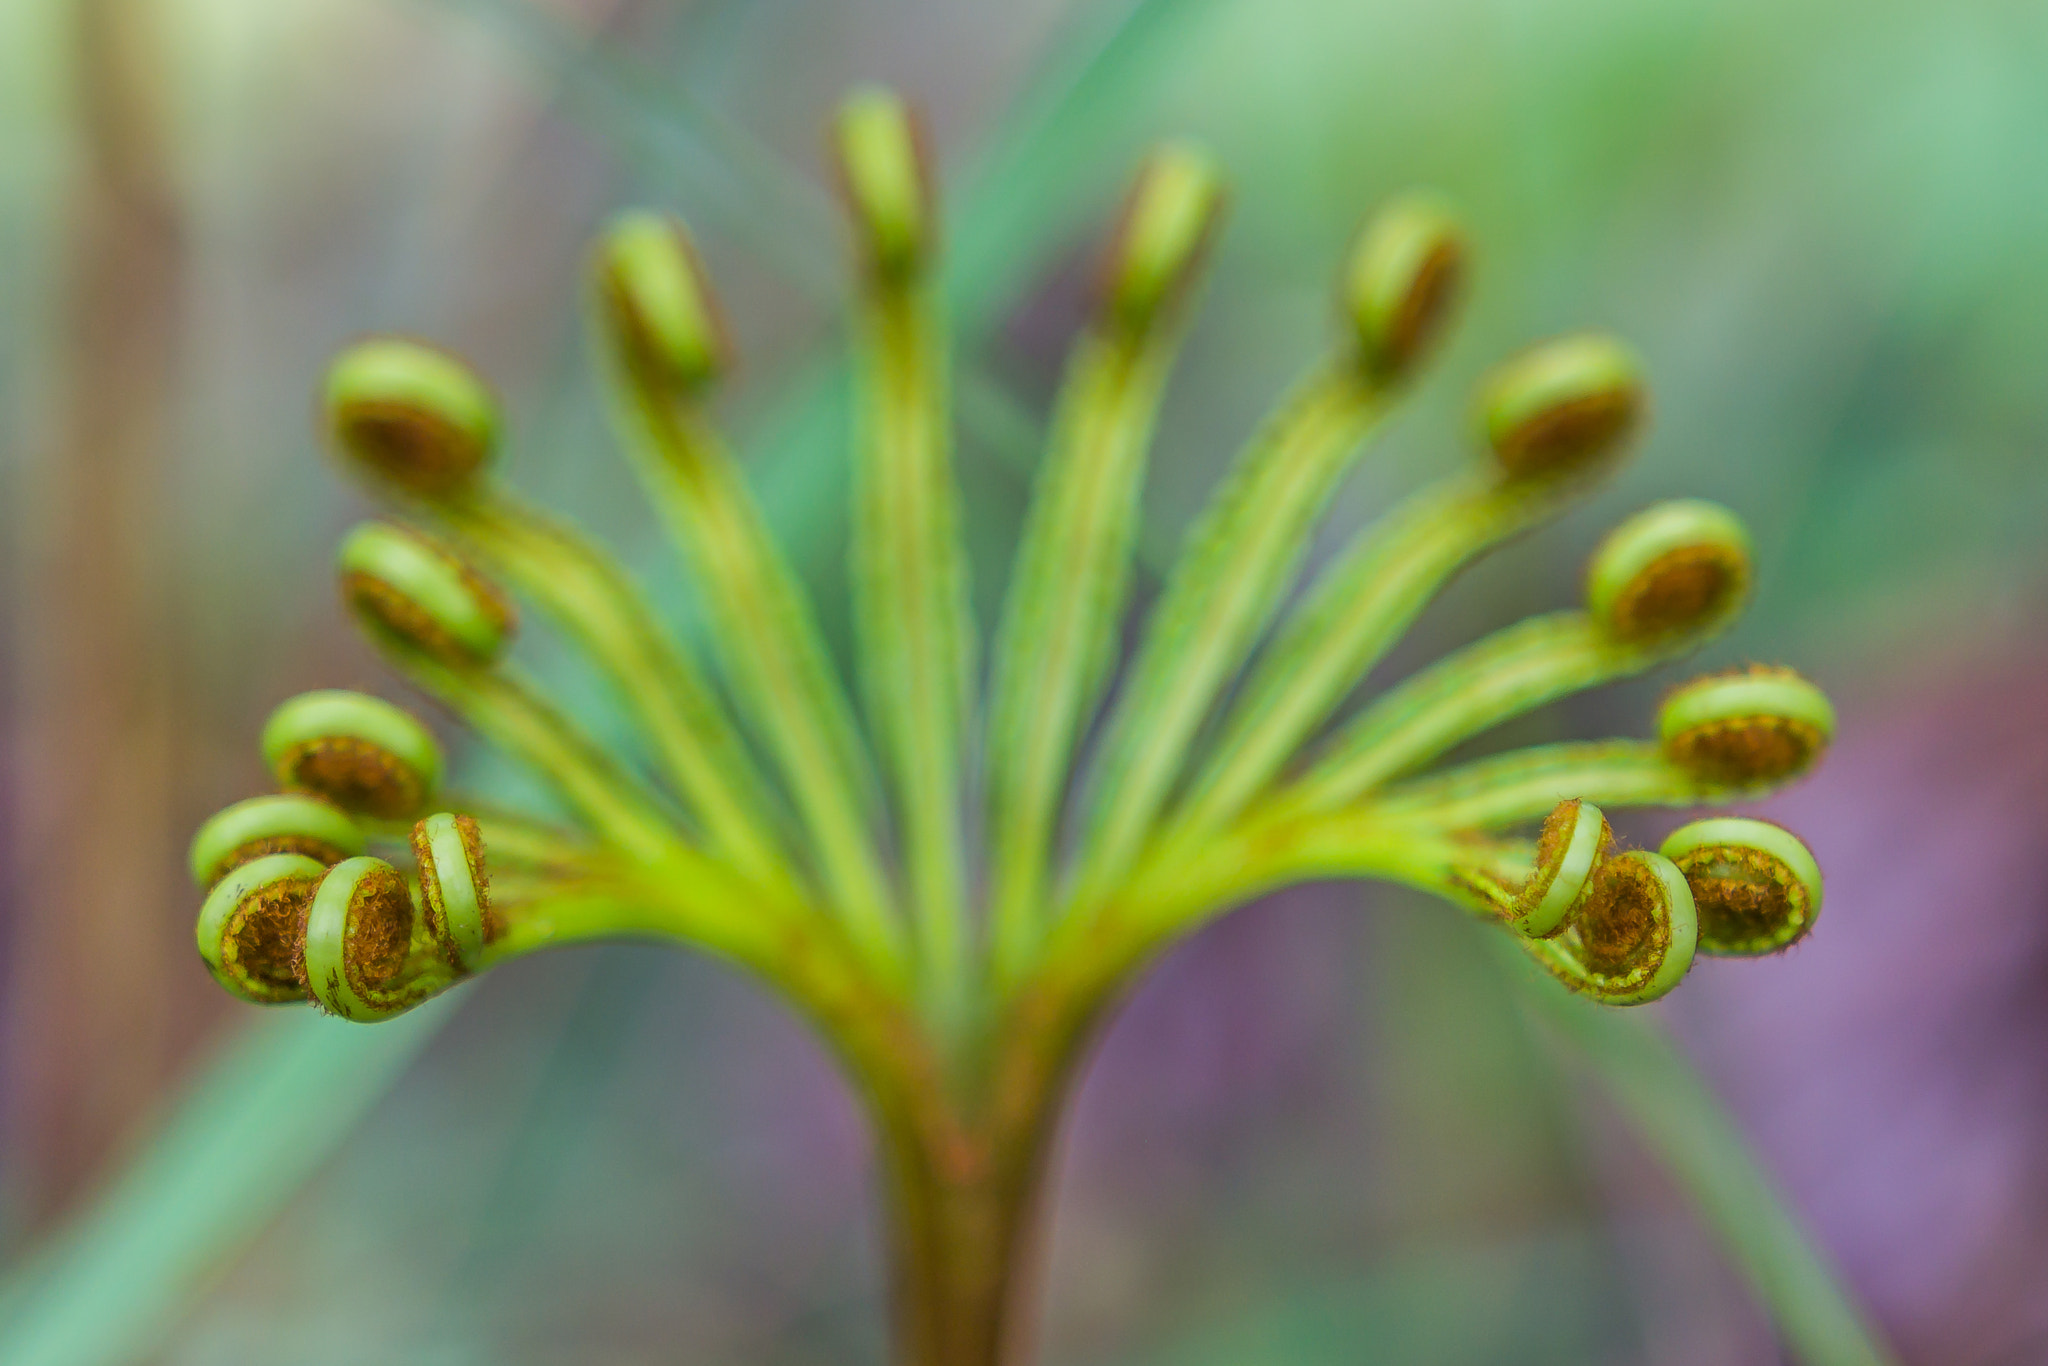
[5,0,2048,1362]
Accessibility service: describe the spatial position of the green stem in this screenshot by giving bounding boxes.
[1283,610,1688,812]
[374,642,693,872]
[604,378,903,974]
[433,489,789,884]
[1168,471,1581,844]
[1071,361,1389,907]
[985,327,1182,983]
[1359,739,1720,830]
[851,270,976,1005]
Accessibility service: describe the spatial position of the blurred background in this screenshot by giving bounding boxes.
[4,0,2048,1362]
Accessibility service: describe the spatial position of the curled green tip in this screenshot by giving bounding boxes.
[189,793,365,890]
[1529,848,1697,1006]
[325,338,498,497]
[302,856,439,1022]
[1658,666,1835,788]
[1661,817,1824,956]
[1513,798,1611,938]
[340,521,516,668]
[1586,499,1752,643]
[1101,141,1227,332]
[195,852,327,1005]
[1342,191,1465,381]
[594,211,729,394]
[413,812,491,972]
[261,690,443,821]
[834,86,931,274]
[1477,332,1644,480]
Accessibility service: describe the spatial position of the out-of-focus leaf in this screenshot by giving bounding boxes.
[1112,1230,1617,1366]
[1495,941,1896,1366]
[0,1005,450,1366]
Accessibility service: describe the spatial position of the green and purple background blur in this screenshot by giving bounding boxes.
[4,1,2048,1362]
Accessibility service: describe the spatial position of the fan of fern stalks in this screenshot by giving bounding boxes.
[188,87,1840,1366]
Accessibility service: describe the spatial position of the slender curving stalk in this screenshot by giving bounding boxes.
[188,88,1877,1366]
[838,91,979,1010]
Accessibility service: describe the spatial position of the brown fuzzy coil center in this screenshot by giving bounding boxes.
[336,401,481,495]
[225,875,322,1000]
[1679,849,1810,954]
[283,737,423,821]
[346,862,414,992]
[209,835,351,888]
[1572,857,1669,979]
[1612,546,1741,640]
[1667,717,1825,787]
[1497,390,1640,479]
[1376,242,1463,376]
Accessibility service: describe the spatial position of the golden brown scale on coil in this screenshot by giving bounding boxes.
[1665,714,1826,786]
[1569,857,1670,978]
[1678,845,1815,955]
[1496,389,1641,480]
[202,834,352,887]
[342,556,515,667]
[1608,545,1743,640]
[1373,241,1463,379]
[277,737,427,822]
[413,813,500,944]
[223,874,321,1000]
[332,401,478,496]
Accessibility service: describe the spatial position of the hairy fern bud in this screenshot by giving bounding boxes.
[326,338,498,496]
[189,793,364,890]
[1660,817,1824,956]
[300,856,437,1022]
[1510,798,1613,938]
[1478,332,1644,480]
[1531,848,1697,1005]
[1342,192,1465,381]
[593,211,730,395]
[262,690,443,821]
[834,86,932,277]
[1658,666,1834,787]
[196,852,327,1004]
[1586,500,1751,643]
[412,812,492,972]
[1100,141,1227,333]
[340,521,516,667]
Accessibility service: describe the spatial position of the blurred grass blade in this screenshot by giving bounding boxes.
[421,0,840,296]
[0,1004,450,1366]
[1496,943,1895,1366]
[949,0,1230,339]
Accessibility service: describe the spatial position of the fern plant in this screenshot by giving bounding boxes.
[190,87,1835,1366]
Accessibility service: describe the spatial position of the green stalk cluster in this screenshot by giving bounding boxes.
[192,85,1840,1366]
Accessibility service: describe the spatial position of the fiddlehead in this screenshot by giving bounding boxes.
[1660,816,1824,956]
[188,794,364,889]
[261,690,443,822]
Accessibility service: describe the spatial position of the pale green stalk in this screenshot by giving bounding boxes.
[1071,361,1390,906]
[850,257,975,999]
[986,320,1186,979]
[1168,471,1572,842]
[1363,739,1714,830]
[370,638,700,877]
[1281,610,1687,813]
[432,488,788,884]
[604,382,901,969]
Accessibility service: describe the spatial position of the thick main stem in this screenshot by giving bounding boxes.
[872,944,1134,1366]
[881,1118,1052,1366]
